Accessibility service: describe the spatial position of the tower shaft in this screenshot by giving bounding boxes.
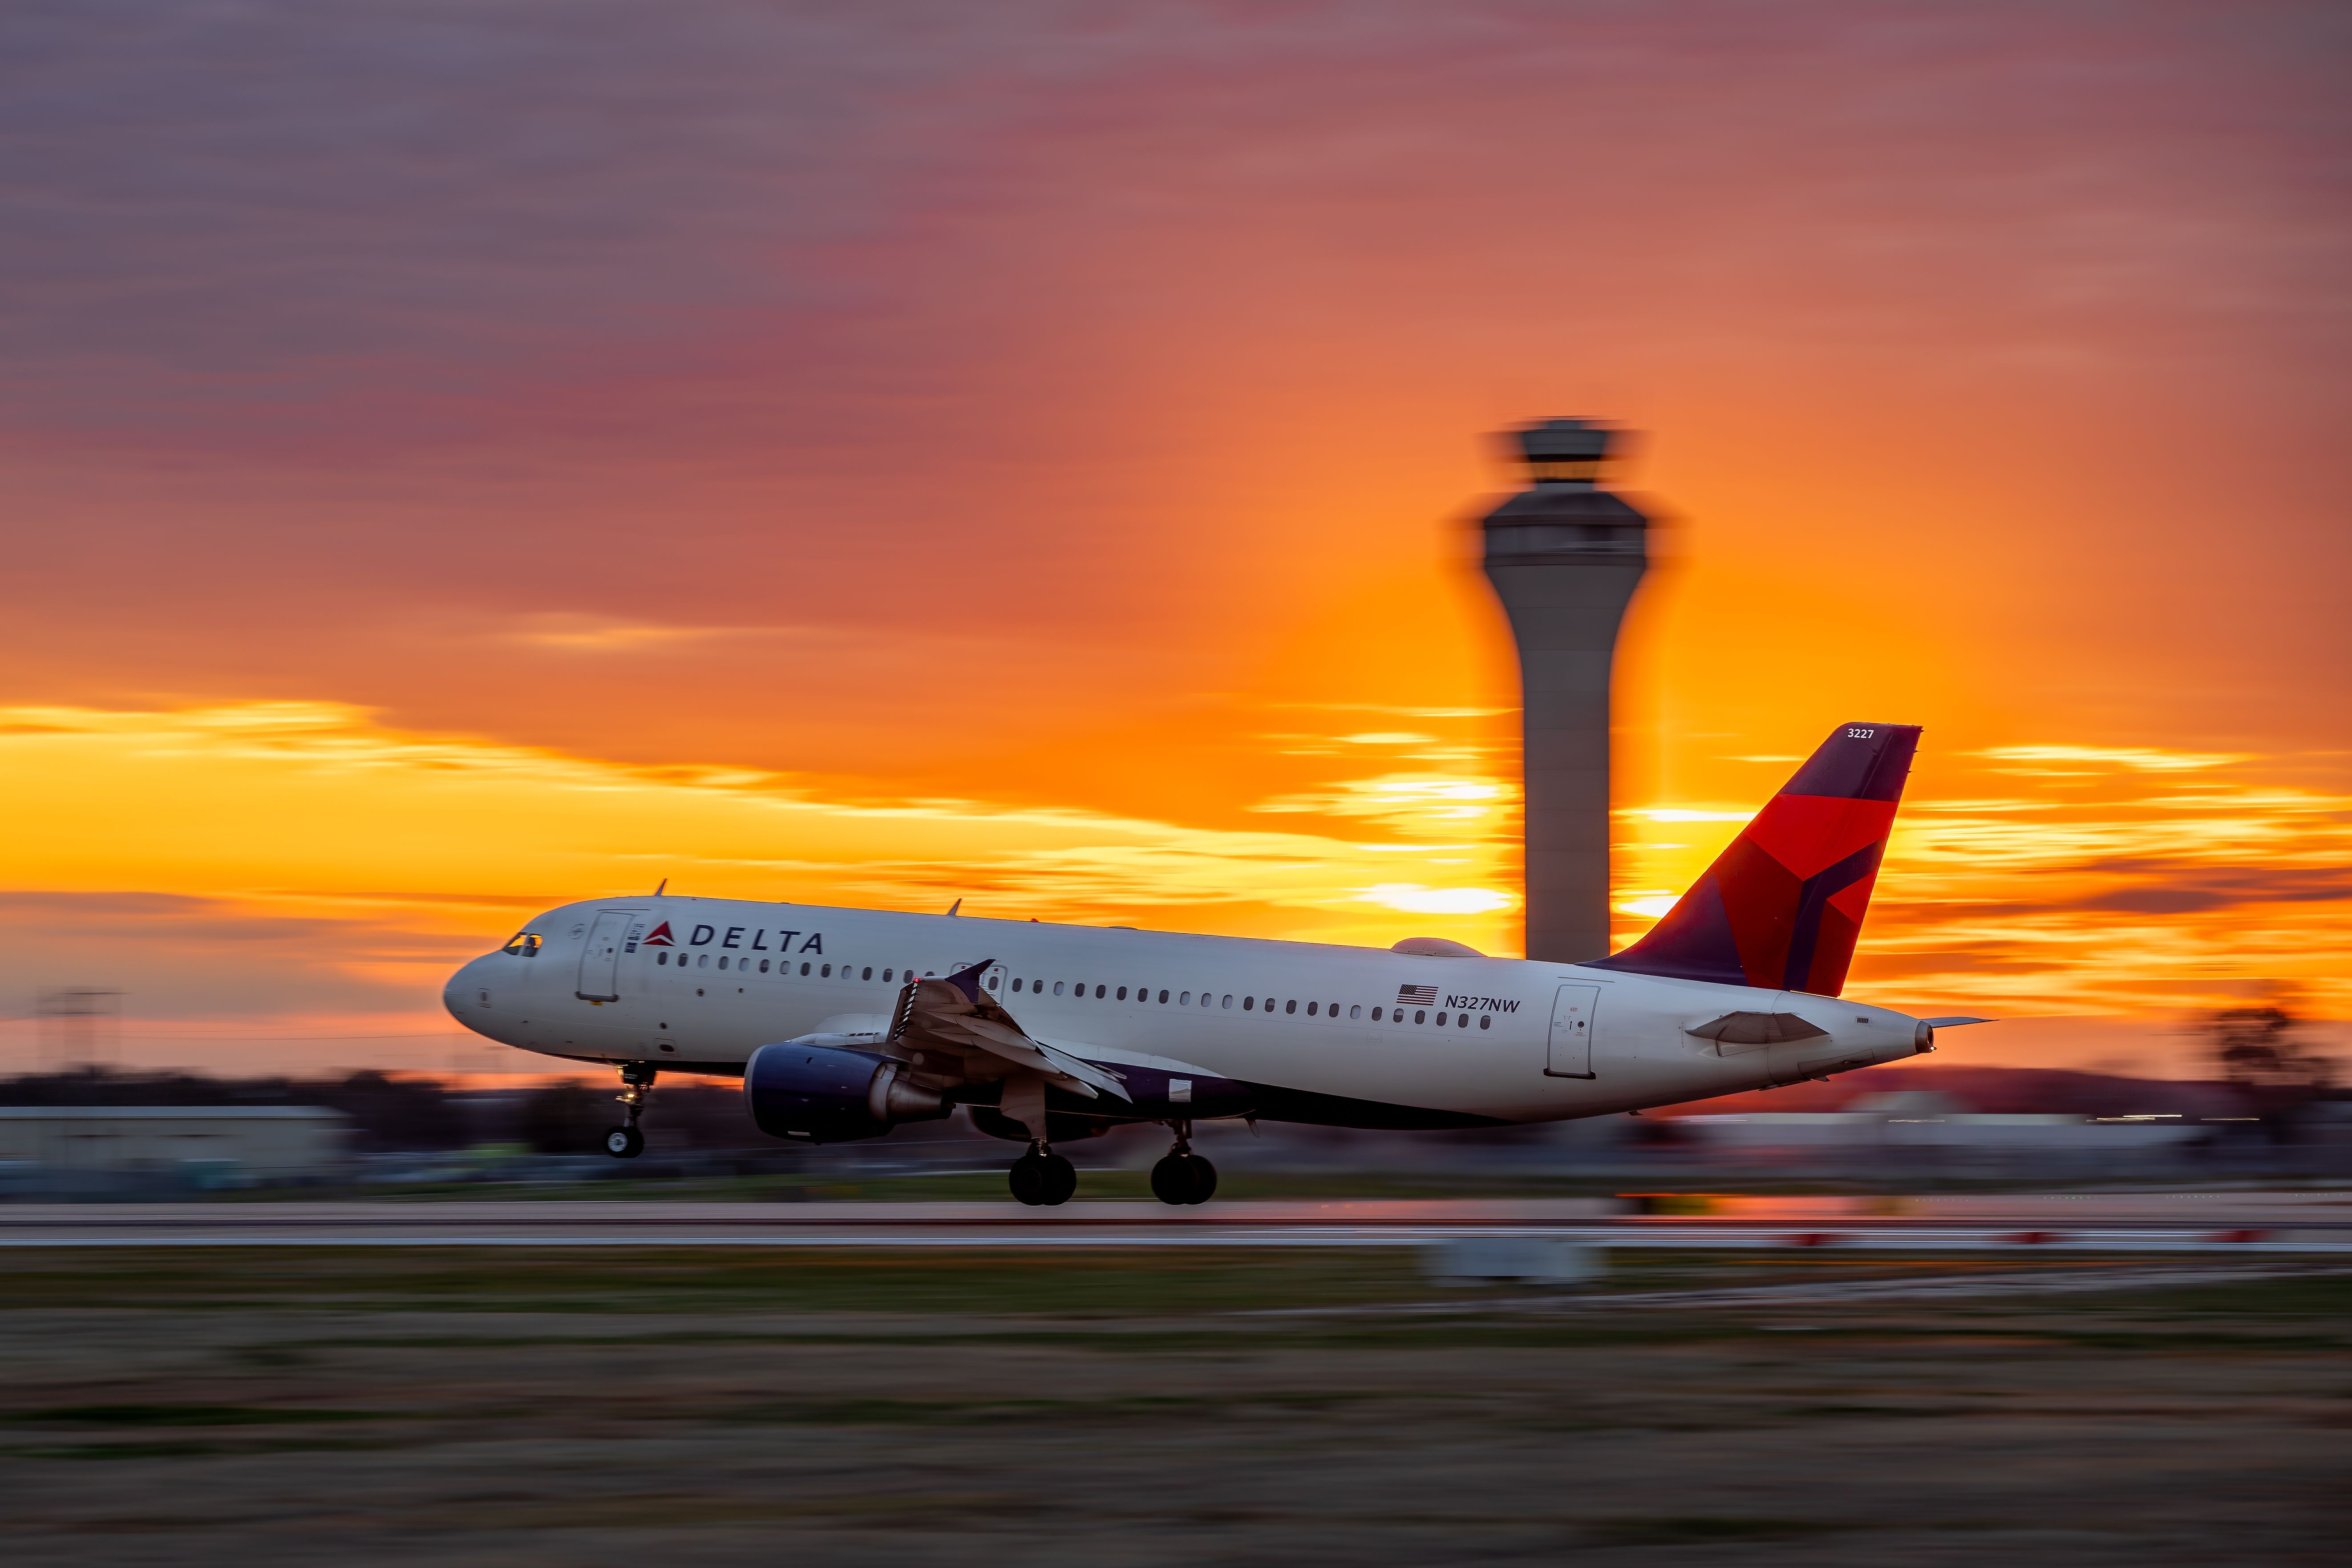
[1478,420,1650,964]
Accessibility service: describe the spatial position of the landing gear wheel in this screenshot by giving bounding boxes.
[1010,1149,1078,1206]
[607,1064,655,1159]
[1150,1152,1217,1206]
[1010,1150,1047,1206]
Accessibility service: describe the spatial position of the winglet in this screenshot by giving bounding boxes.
[653,878,668,896]
[947,898,962,916]
[939,958,994,1005]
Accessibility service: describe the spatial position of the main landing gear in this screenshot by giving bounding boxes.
[602,1062,656,1159]
[1008,1143,1077,1207]
[1150,1122,1217,1207]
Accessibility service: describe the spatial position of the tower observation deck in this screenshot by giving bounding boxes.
[1478,418,1652,964]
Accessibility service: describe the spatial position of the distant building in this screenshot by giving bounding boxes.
[0,1106,348,1177]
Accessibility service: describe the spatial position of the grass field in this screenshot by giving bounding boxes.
[2,1248,2348,1564]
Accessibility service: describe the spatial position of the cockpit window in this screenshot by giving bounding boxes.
[501,932,543,956]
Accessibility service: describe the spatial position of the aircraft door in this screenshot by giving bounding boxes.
[1545,984,1600,1078]
[576,910,634,1001]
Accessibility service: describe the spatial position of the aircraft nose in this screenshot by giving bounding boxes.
[443,957,484,1025]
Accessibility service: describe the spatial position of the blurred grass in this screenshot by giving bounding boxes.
[1,1246,2341,1331]
[0,1246,1490,1317]
[6,1404,381,1426]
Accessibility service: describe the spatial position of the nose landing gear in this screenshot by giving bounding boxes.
[1009,1142,1077,1206]
[602,1062,656,1159]
[1149,1121,1217,1206]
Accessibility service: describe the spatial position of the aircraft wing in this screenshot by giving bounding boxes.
[889,961,1131,1102]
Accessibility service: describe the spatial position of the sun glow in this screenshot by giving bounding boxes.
[0,703,1526,1058]
[6,697,2340,1064]
[1615,749,2352,1020]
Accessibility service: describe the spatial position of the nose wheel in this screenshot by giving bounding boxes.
[1009,1143,1077,1206]
[1150,1122,1217,1206]
[602,1062,656,1159]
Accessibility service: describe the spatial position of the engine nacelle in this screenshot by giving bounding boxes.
[743,1041,951,1144]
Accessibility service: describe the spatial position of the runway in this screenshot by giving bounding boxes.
[4,1192,2350,1251]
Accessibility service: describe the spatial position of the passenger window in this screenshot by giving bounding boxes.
[1415,1009,1427,1025]
[884,968,894,981]
[1372,1007,1383,1021]
[656,952,668,966]
[1285,999,1296,1015]
[1053,981,1065,996]
[1158,989,1169,1004]
[1243,996,1254,1010]
[1306,1002,1317,1016]
[1116,987,1128,1001]
[1479,1015,1490,1029]
[862,967,873,981]
[1179,991,1190,1005]
[821,964,832,978]
[1459,1013,1470,1028]
[1221,994,1233,1009]
[717,956,729,971]
[800,962,811,976]
[1012,978,1024,992]
[1095,984,1105,998]
[1435,1010,1445,1025]
[1350,1005,1362,1019]
[698,954,709,968]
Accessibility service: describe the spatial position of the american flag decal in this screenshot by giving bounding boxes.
[1396,984,1438,1006]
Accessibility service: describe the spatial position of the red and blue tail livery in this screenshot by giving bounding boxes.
[1593,723,1920,997]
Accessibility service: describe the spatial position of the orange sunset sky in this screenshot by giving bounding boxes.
[3,3,2347,1080]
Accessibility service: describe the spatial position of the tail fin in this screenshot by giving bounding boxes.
[1592,723,1920,996]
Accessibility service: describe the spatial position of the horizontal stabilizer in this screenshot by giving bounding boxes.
[1684,1012,1830,1051]
[1919,1016,1996,1028]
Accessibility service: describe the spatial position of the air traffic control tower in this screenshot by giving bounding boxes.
[1478,418,1652,964]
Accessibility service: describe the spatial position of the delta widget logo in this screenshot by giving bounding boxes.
[640,921,676,947]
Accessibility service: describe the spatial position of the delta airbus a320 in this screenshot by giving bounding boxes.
[446,723,1981,1205]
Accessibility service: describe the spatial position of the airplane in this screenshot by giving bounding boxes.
[444,721,1984,1205]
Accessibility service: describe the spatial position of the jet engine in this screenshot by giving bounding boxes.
[743,1041,951,1143]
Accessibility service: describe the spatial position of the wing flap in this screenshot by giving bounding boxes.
[892,961,1130,1102]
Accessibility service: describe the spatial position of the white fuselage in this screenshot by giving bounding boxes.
[445,896,1931,1126]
